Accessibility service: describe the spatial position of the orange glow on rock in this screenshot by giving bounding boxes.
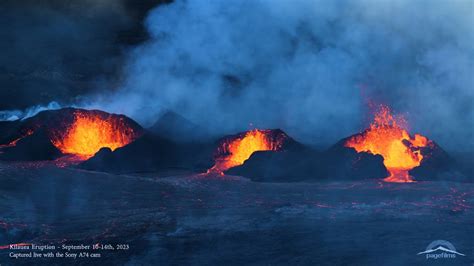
[0,130,34,148]
[209,129,284,174]
[51,111,138,159]
[345,105,431,183]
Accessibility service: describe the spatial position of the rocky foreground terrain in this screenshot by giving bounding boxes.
[0,162,472,265]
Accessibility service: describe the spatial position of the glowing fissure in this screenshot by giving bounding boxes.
[345,105,431,183]
[209,129,284,174]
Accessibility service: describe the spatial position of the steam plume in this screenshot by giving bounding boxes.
[96,0,473,151]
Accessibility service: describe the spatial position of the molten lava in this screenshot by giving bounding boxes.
[345,105,431,183]
[0,130,33,149]
[51,111,138,159]
[209,129,284,174]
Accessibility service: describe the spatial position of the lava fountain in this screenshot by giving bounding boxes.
[345,105,431,183]
[51,110,140,159]
[208,129,285,174]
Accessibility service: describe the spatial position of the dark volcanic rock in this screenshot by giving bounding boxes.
[226,148,321,182]
[227,137,388,182]
[0,120,21,144]
[0,129,62,161]
[79,133,215,173]
[409,141,469,182]
[220,129,313,182]
[323,138,388,180]
[1,161,473,265]
[148,111,211,142]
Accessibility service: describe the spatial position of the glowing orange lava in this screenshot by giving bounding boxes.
[345,105,431,183]
[0,130,34,149]
[51,112,138,159]
[209,129,283,174]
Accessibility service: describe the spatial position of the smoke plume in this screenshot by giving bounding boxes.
[94,0,473,151]
[1,0,472,152]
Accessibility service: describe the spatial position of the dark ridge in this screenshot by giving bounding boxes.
[79,132,215,174]
[227,136,388,182]
[148,111,211,142]
[225,148,321,182]
[0,129,62,161]
[323,138,388,181]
